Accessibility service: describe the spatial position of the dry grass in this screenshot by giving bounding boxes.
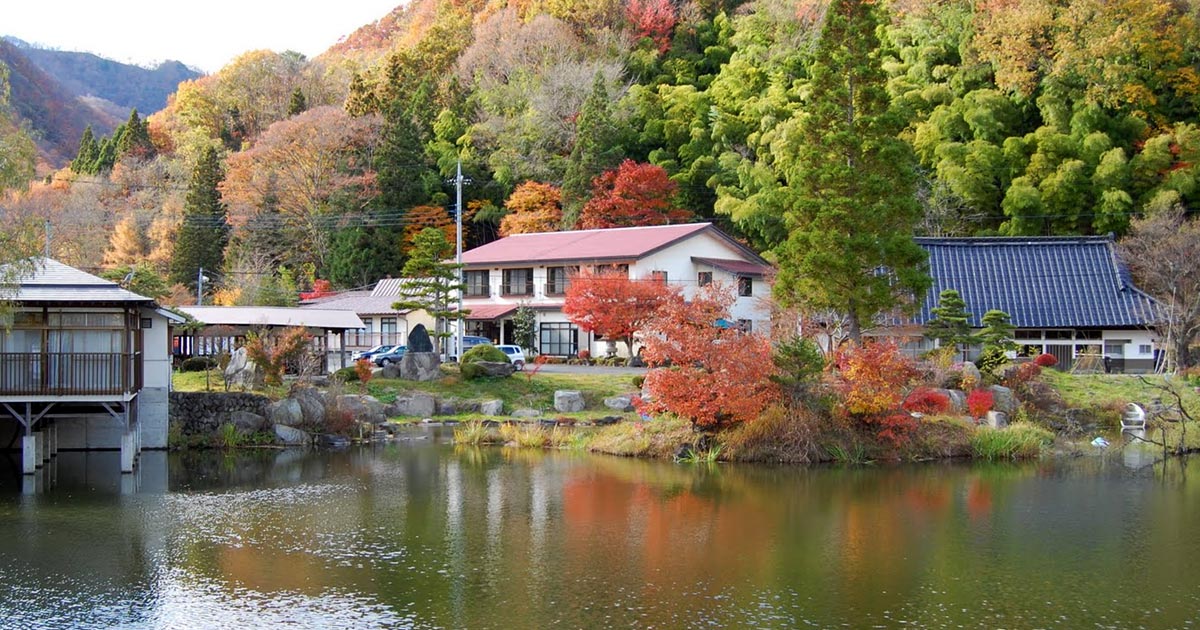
[586,416,695,458]
[720,405,821,464]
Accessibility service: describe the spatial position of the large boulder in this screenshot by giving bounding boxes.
[554,390,585,413]
[480,399,504,416]
[957,362,982,385]
[474,361,515,378]
[945,389,968,413]
[399,352,442,381]
[292,388,327,428]
[230,410,266,434]
[604,395,634,412]
[224,347,259,389]
[987,385,1017,414]
[408,324,434,353]
[380,363,402,379]
[337,394,387,425]
[273,423,310,446]
[985,410,1009,429]
[390,392,437,418]
[268,398,303,427]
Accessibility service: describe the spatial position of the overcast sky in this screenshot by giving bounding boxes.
[3,1,403,73]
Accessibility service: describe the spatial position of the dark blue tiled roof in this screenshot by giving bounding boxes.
[915,236,1157,329]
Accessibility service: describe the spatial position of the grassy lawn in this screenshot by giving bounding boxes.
[1041,370,1200,414]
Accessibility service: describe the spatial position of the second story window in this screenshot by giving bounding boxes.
[546,266,571,295]
[649,270,668,283]
[465,270,490,297]
[737,276,753,297]
[697,271,712,287]
[502,268,534,296]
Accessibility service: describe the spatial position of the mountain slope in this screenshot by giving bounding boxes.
[7,38,200,114]
[0,38,119,168]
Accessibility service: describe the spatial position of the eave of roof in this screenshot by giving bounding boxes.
[177,306,365,330]
[691,256,772,276]
[461,223,720,266]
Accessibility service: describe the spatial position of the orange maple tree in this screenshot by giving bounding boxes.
[500,181,563,236]
[626,0,678,53]
[832,340,920,444]
[636,283,779,429]
[562,268,678,360]
[577,160,693,229]
[404,205,454,246]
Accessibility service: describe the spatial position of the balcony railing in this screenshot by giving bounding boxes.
[0,352,140,396]
[543,282,569,296]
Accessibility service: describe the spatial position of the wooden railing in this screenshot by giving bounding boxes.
[0,352,139,396]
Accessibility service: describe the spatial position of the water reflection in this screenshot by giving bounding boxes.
[0,436,1197,628]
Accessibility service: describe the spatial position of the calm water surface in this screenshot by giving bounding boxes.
[1,429,1198,629]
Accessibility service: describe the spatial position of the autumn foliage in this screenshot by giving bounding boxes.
[577,160,692,229]
[243,326,313,387]
[563,268,678,358]
[637,284,779,429]
[902,387,951,415]
[501,181,563,236]
[1033,353,1058,367]
[832,341,920,444]
[626,0,678,53]
[967,389,995,419]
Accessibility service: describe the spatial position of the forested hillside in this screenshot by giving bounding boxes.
[3,0,1200,308]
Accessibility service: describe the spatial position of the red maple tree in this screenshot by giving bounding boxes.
[636,283,779,429]
[626,0,678,53]
[562,268,678,360]
[577,160,692,229]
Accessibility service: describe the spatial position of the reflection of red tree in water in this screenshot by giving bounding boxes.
[559,467,777,600]
[967,478,994,520]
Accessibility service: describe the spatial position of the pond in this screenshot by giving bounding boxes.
[1,429,1197,629]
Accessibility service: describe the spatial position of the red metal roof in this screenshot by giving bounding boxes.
[462,223,714,266]
[691,257,772,276]
[462,304,517,321]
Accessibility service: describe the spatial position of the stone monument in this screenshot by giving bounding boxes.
[400,324,441,381]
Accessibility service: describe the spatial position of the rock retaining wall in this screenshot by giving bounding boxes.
[169,392,272,437]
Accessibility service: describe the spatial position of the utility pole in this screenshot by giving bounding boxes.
[196,267,204,306]
[454,160,464,361]
[44,220,51,258]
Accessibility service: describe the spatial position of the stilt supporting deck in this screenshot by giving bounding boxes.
[35,430,45,466]
[120,431,135,474]
[49,423,57,458]
[22,434,37,474]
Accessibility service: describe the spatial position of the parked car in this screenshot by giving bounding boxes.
[447,335,492,361]
[495,344,527,370]
[353,344,396,362]
[373,346,407,367]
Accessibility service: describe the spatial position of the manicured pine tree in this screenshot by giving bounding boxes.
[772,0,930,342]
[170,145,230,290]
[925,289,975,354]
[393,228,466,353]
[562,73,622,228]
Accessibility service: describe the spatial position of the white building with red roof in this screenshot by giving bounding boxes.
[458,223,772,357]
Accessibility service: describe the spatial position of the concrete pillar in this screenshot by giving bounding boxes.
[22,435,37,475]
[50,424,58,457]
[35,430,45,466]
[120,431,135,473]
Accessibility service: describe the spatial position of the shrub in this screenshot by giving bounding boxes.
[879,413,919,446]
[180,356,216,372]
[771,336,826,401]
[355,359,374,385]
[967,389,994,419]
[631,375,646,389]
[1001,362,1042,390]
[460,344,511,380]
[577,349,591,361]
[332,366,360,382]
[970,422,1054,460]
[974,345,1009,374]
[721,405,819,464]
[902,388,951,415]
[1033,353,1058,368]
